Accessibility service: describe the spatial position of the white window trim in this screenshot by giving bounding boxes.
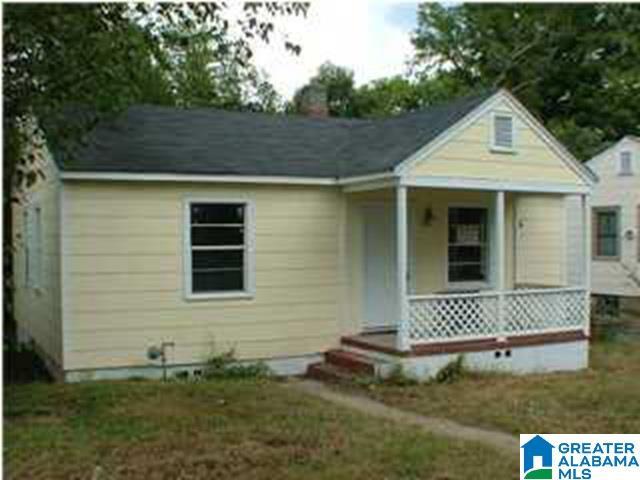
[618,150,634,176]
[490,112,516,153]
[183,198,255,301]
[445,204,492,291]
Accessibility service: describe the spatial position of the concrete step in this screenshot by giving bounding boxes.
[306,362,360,384]
[324,349,376,375]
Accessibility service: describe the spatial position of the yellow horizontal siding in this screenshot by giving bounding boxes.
[64,303,339,331]
[66,319,339,350]
[515,194,566,286]
[67,335,338,370]
[63,182,345,370]
[409,100,585,185]
[67,252,340,274]
[68,268,340,293]
[68,285,341,313]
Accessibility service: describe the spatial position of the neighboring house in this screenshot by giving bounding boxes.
[583,136,640,328]
[13,89,597,382]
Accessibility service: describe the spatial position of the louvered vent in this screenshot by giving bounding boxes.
[493,115,514,149]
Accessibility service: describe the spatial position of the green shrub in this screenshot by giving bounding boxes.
[434,355,466,384]
[384,365,418,386]
[202,348,270,380]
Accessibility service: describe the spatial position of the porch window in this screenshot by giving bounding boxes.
[448,207,488,284]
[593,207,620,260]
[184,200,254,298]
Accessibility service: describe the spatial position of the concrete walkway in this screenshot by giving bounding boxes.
[288,379,518,454]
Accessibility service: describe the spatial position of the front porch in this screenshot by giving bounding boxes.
[336,181,592,379]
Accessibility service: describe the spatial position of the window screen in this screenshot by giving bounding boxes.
[594,209,619,258]
[188,203,246,293]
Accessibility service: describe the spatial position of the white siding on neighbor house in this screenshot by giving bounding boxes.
[565,195,586,287]
[62,182,346,371]
[12,144,63,371]
[585,137,640,297]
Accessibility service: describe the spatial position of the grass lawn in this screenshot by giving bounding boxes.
[4,378,518,480]
[355,339,640,435]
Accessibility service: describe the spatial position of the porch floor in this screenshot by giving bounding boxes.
[341,330,588,358]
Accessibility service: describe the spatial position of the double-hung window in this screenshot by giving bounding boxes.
[185,200,254,298]
[448,207,489,286]
[593,207,620,260]
[619,151,633,176]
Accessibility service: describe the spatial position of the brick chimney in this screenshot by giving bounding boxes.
[299,84,329,117]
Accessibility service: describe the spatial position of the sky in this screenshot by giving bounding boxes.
[251,1,420,100]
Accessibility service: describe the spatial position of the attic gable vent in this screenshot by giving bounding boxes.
[492,114,515,151]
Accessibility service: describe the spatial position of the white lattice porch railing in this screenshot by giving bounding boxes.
[503,287,587,336]
[407,287,587,346]
[407,291,500,343]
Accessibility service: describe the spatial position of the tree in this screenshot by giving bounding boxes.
[4,2,308,184]
[411,3,640,160]
[353,76,419,117]
[291,62,357,117]
[353,72,472,118]
[168,30,283,111]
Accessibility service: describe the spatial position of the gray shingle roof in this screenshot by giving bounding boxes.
[55,89,497,178]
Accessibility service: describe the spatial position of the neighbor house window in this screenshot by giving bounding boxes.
[185,200,254,298]
[619,151,633,176]
[24,206,42,288]
[448,207,489,284]
[492,114,514,151]
[593,207,620,260]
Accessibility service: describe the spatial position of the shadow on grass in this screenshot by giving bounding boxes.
[3,341,52,385]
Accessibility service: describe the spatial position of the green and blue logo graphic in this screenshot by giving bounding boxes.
[521,435,555,479]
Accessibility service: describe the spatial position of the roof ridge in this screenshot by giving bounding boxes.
[127,87,498,126]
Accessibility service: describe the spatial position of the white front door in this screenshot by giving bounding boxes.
[363,206,398,331]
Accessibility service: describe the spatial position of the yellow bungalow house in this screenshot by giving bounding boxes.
[13,89,597,381]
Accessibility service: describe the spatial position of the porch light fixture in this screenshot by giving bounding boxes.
[423,207,435,226]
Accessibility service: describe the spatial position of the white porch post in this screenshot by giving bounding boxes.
[396,185,410,351]
[495,191,506,341]
[582,194,592,337]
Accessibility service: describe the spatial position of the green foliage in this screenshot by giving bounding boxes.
[384,365,419,387]
[434,356,466,384]
[203,348,271,380]
[353,76,420,118]
[3,2,308,175]
[411,3,640,160]
[291,61,357,117]
[291,63,471,119]
[166,29,284,111]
